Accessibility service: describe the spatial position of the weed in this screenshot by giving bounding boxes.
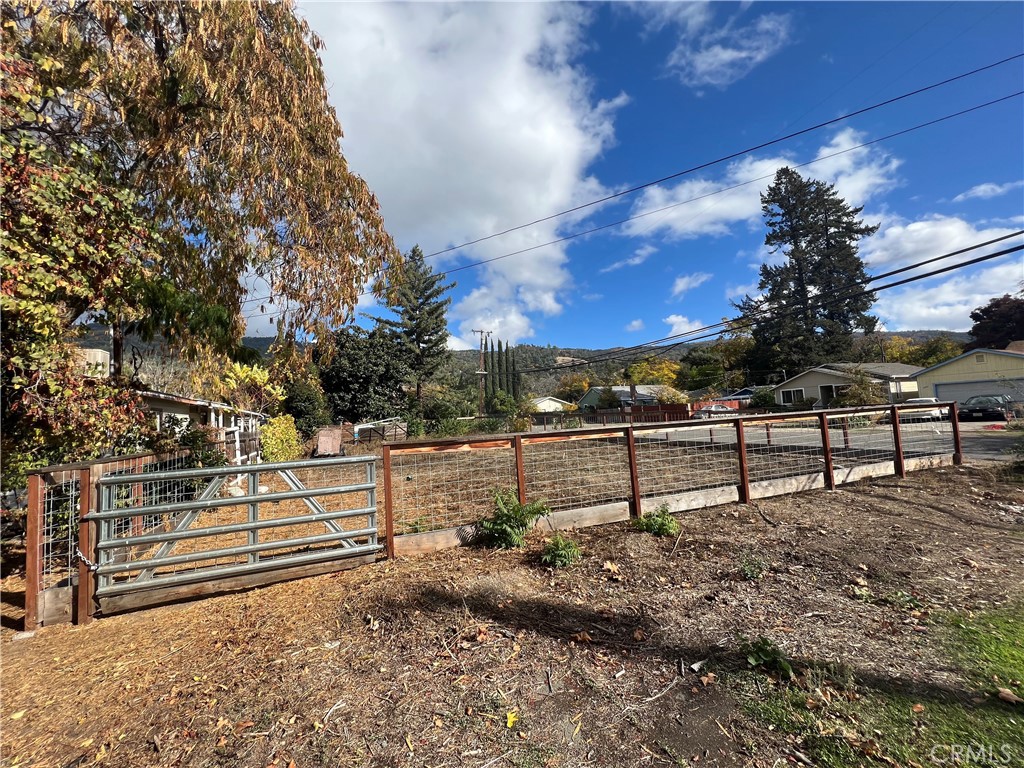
[738,548,767,580]
[740,635,794,679]
[477,488,549,549]
[634,504,681,537]
[539,533,582,568]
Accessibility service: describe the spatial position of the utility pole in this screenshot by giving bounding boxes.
[471,329,492,416]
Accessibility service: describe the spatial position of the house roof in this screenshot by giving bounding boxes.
[913,347,1024,378]
[530,396,571,405]
[820,362,923,379]
[771,362,921,391]
[581,384,681,401]
[136,389,265,417]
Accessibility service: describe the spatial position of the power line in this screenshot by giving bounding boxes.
[238,84,1023,313]
[514,236,1024,375]
[419,53,1023,261]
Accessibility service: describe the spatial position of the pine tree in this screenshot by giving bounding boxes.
[737,168,879,376]
[376,246,454,403]
[486,338,496,402]
[504,343,514,395]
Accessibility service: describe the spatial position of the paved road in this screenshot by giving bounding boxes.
[959,421,1018,461]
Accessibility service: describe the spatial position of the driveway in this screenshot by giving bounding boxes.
[958,420,1019,461]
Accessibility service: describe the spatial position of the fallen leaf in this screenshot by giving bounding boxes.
[911,703,925,714]
[602,561,619,574]
[805,697,819,710]
[997,687,1023,704]
[9,711,25,721]
[852,576,869,587]
[216,735,227,747]
[235,721,255,731]
[700,672,717,687]
[633,629,647,642]
[405,734,414,753]
[572,631,593,644]
[506,711,519,728]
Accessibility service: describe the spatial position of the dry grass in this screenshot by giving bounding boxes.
[2,464,1022,768]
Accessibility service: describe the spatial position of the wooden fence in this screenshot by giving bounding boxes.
[382,403,963,557]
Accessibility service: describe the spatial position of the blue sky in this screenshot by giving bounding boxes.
[268,1,1024,349]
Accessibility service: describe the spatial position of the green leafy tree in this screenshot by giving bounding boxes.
[737,168,879,374]
[902,335,964,367]
[316,327,410,424]
[596,387,622,410]
[282,369,332,438]
[967,293,1024,351]
[375,246,454,403]
[554,372,590,403]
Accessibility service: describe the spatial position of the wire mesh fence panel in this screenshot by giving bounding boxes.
[92,457,378,597]
[522,436,632,512]
[634,423,739,497]
[389,444,518,533]
[39,471,80,591]
[743,416,825,483]
[825,410,895,469]
[898,414,955,459]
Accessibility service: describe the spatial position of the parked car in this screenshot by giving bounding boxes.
[691,404,738,420]
[898,397,946,422]
[957,395,1013,421]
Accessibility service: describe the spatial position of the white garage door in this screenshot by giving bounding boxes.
[935,379,1024,402]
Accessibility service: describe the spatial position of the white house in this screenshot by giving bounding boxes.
[530,395,572,413]
[772,362,923,407]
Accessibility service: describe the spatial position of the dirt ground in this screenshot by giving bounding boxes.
[2,463,1023,768]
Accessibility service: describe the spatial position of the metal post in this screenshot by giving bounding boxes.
[382,445,395,558]
[513,436,527,505]
[766,423,773,446]
[734,419,751,503]
[890,405,906,478]
[625,427,642,519]
[949,403,963,465]
[818,412,836,490]
[247,470,259,563]
[76,468,95,625]
[24,474,43,631]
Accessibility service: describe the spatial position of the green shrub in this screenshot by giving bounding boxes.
[283,373,331,438]
[634,504,680,537]
[260,414,303,462]
[428,417,469,437]
[739,549,767,580]
[740,635,794,679]
[477,488,549,549]
[477,417,506,434]
[540,533,582,568]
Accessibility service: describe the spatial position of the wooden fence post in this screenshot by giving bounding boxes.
[841,417,851,450]
[382,446,395,559]
[734,419,751,503]
[75,468,95,625]
[513,436,527,505]
[949,403,963,465]
[890,406,906,478]
[818,412,836,490]
[24,474,43,632]
[625,427,642,519]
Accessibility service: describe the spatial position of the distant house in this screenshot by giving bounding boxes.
[772,362,923,408]
[714,386,770,404]
[914,346,1024,402]
[137,389,264,433]
[577,384,682,410]
[530,395,572,413]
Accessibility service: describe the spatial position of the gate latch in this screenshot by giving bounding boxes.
[76,548,98,572]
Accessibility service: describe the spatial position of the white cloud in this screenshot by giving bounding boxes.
[875,259,1024,331]
[671,271,713,298]
[625,319,645,332]
[622,128,899,241]
[725,280,759,301]
[600,244,657,273]
[953,180,1024,203]
[663,314,704,337]
[447,335,474,351]
[638,5,793,89]
[298,3,627,346]
[862,215,1022,269]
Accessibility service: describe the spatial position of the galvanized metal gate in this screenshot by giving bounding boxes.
[81,456,381,617]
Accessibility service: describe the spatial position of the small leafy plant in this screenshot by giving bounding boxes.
[739,549,767,581]
[477,488,549,549]
[740,635,795,679]
[633,504,680,537]
[540,533,582,568]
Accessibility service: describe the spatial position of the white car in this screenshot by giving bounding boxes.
[691,404,738,420]
[899,397,945,421]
